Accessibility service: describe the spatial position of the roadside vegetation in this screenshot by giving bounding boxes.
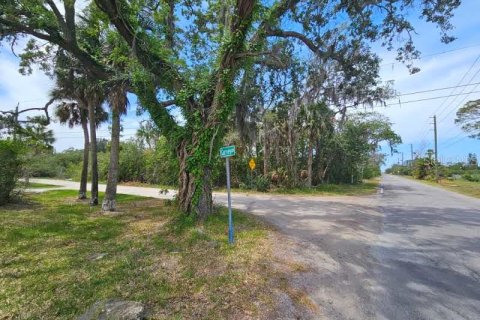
[386,153,480,198]
[216,178,380,196]
[408,178,480,199]
[20,112,394,197]
[0,190,303,319]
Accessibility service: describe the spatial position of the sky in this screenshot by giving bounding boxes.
[0,0,480,169]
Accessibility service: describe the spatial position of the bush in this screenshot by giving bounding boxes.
[119,141,146,182]
[144,137,178,186]
[255,175,270,192]
[463,174,480,182]
[0,140,23,205]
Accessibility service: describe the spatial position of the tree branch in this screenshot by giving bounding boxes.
[0,98,55,124]
[94,0,184,91]
[159,99,176,108]
[45,0,67,32]
[266,29,326,57]
[0,17,110,80]
[234,51,272,59]
[63,1,77,43]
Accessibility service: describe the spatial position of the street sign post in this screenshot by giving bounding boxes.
[220,145,235,244]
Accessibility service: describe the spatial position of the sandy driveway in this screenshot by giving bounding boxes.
[29,177,480,320]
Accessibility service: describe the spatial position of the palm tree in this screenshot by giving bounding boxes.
[51,70,108,202]
[78,83,107,206]
[102,82,129,211]
[55,101,90,199]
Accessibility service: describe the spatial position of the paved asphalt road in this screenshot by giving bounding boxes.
[375,175,480,320]
[30,176,480,319]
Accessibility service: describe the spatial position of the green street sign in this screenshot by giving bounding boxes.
[220,145,236,158]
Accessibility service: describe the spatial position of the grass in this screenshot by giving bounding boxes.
[118,181,174,190]
[217,178,379,196]
[0,190,305,319]
[408,177,480,199]
[18,182,59,189]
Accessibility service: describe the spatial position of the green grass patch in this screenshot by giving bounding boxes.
[0,190,282,319]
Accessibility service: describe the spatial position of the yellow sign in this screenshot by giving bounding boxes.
[249,158,256,171]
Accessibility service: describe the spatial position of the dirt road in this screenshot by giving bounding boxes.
[30,176,480,319]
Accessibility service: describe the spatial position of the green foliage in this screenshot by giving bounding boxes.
[118,141,146,182]
[463,173,480,182]
[455,99,480,139]
[411,158,435,180]
[388,154,480,186]
[27,149,83,178]
[144,137,178,186]
[0,140,24,205]
[385,164,412,176]
[254,176,270,192]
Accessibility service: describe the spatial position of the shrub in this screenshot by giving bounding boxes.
[255,175,270,192]
[0,140,23,205]
[463,174,480,182]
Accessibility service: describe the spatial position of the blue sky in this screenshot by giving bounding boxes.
[374,0,480,167]
[0,0,479,169]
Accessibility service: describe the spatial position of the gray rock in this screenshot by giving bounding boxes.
[78,299,147,320]
[87,253,107,261]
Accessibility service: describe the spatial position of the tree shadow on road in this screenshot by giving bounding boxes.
[258,200,480,320]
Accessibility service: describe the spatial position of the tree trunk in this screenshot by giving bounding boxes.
[79,110,89,199]
[177,140,213,219]
[263,134,269,177]
[306,138,314,188]
[102,106,121,212]
[88,101,99,205]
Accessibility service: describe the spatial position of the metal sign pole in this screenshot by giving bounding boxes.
[226,156,234,244]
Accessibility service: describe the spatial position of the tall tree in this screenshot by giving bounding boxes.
[50,63,108,202]
[102,83,129,211]
[54,101,90,198]
[84,83,106,205]
[300,102,335,187]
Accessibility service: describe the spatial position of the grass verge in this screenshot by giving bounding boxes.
[407,177,480,199]
[217,178,379,196]
[0,190,306,319]
[18,182,59,189]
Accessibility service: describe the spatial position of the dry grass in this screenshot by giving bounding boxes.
[410,177,480,199]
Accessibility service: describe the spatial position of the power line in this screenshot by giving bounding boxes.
[441,135,471,150]
[395,81,480,97]
[438,81,480,124]
[380,43,480,67]
[437,70,480,121]
[372,90,480,108]
[434,54,480,119]
[439,131,465,147]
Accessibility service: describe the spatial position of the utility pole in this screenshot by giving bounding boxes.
[410,144,414,161]
[433,115,439,182]
[401,152,404,166]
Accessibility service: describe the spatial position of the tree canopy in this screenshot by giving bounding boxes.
[455,99,480,139]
